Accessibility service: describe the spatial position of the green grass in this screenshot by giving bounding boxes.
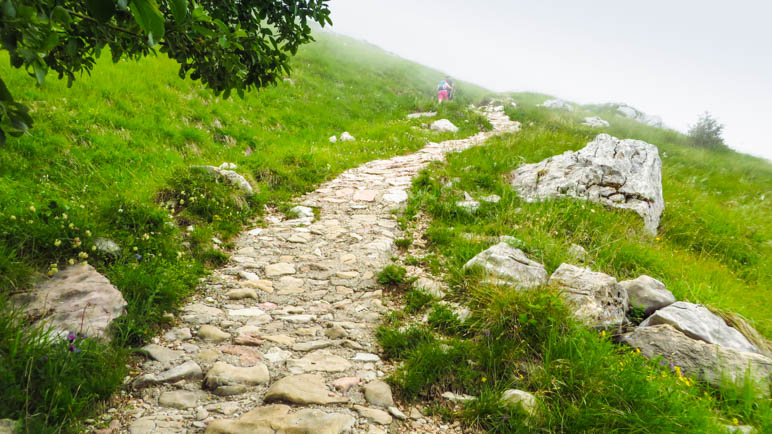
[384,96,772,432]
[0,31,493,432]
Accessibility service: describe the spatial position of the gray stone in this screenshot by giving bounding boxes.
[133,361,203,388]
[287,350,352,373]
[639,302,760,353]
[142,344,183,363]
[205,404,355,434]
[388,407,407,420]
[363,380,394,407]
[291,206,315,218]
[213,385,248,396]
[340,132,355,142]
[620,324,772,395]
[501,389,538,416]
[510,134,664,234]
[354,405,392,425]
[325,324,348,339]
[159,390,198,409]
[567,243,588,261]
[430,119,459,133]
[204,361,270,388]
[441,391,476,402]
[620,275,675,315]
[14,264,127,339]
[191,165,254,195]
[264,374,347,405]
[265,262,296,277]
[539,99,573,111]
[582,117,610,128]
[198,325,231,342]
[225,288,258,300]
[292,340,333,352]
[407,112,436,119]
[548,263,628,329]
[164,327,192,341]
[463,242,548,288]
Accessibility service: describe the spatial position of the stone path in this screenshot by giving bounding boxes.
[107,108,519,434]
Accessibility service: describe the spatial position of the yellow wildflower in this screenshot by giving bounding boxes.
[54,239,62,247]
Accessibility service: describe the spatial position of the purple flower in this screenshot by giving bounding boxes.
[78,333,88,339]
[68,344,80,353]
[134,253,143,261]
[67,332,76,343]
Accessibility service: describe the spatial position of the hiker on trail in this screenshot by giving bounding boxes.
[446,77,456,100]
[437,77,454,104]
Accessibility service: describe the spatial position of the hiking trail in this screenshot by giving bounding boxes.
[107,107,519,434]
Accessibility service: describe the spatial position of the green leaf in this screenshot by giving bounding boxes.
[1,1,16,18]
[0,78,13,102]
[50,6,72,25]
[169,0,187,23]
[130,0,165,43]
[85,0,117,23]
[32,61,47,85]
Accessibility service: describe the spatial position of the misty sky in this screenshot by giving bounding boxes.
[328,0,772,160]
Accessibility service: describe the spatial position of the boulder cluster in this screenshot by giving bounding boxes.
[464,241,772,394]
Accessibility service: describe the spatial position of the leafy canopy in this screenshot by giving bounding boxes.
[0,0,331,144]
[688,111,727,151]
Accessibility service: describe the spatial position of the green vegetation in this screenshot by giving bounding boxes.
[0,31,491,432]
[688,112,728,151]
[382,95,772,432]
[377,264,408,286]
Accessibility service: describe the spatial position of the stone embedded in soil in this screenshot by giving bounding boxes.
[332,376,361,392]
[225,288,258,300]
[133,361,203,388]
[159,390,198,409]
[354,405,393,425]
[265,262,296,277]
[142,344,182,363]
[264,374,348,405]
[204,361,270,388]
[363,380,394,407]
[287,350,352,373]
[198,325,231,342]
[204,404,355,434]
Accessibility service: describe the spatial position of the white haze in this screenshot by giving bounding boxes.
[328,0,772,160]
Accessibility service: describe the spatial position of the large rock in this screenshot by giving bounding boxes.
[640,302,760,354]
[430,119,459,133]
[191,164,254,195]
[463,242,548,288]
[363,380,394,407]
[548,264,628,329]
[620,275,675,315]
[620,324,772,394]
[540,99,573,111]
[615,104,663,127]
[264,374,347,405]
[14,264,127,339]
[510,134,664,234]
[205,404,355,434]
[501,389,538,416]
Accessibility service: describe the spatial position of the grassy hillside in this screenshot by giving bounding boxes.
[0,31,492,432]
[379,94,771,432]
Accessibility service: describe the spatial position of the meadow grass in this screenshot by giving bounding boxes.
[382,97,772,432]
[0,31,492,432]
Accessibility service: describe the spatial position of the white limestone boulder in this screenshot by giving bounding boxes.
[14,264,127,340]
[639,302,761,354]
[539,99,573,111]
[620,275,675,315]
[430,119,459,133]
[547,263,628,329]
[340,132,355,142]
[509,134,664,234]
[621,324,772,396]
[463,242,548,288]
[406,112,436,119]
[191,164,254,195]
[583,117,610,128]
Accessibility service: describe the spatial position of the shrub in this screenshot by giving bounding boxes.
[377,264,407,286]
[688,112,727,150]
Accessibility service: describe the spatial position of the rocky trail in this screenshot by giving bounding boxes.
[103,108,520,434]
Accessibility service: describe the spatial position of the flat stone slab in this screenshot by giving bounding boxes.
[205,404,355,434]
[548,263,628,329]
[204,361,270,389]
[463,242,548,288]
[264,374,348,405]
[142,344,183,363]
[287,350,352,373]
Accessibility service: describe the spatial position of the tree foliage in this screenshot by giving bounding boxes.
[688,111,727,151]
[0,0,331,144]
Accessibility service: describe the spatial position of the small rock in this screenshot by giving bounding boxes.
[141,344,182,363]
[264,374,347,405]
[332,376,361,392]
[264,347,292,364]
[163,327,192,341]
[133,361,203,388]
[159,390,198,409]
[204,361,270,388]
[354,405,392,425]
[501,389,538,416]
[413,277,445,299]
[353,353,380,362]
[620,275,675,315]
[430,119,459,133]
[291,206,314,218]
[225,288,258,300]
[198,325,231,342]
[287,350,352,373]
[441,391,476,402]
[567,243,588,261]
[265,263,296,277]
[329,135,338,143]
[388,407,407,420]
[463,242,548,288]
[363,380,394,407]
[340,132,355,142]
[325,324,348,339]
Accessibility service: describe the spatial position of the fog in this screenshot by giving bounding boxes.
[329,0,772,160]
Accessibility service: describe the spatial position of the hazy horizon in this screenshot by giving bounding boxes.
[328,0,772,161]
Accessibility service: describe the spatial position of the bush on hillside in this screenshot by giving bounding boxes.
[688,112,727,150]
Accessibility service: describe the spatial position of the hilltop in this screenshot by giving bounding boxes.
[0,29,770,434]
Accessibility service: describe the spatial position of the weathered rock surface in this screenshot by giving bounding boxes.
[159,390,198,409]
[94,237,121,256]
[363,380,394,407]
[15,264,126,339]
[354,405,393,424]
[413,277,446,299]
[133,361,203,388]
[510,134,664,234]
[142,343,183,363]
[615,104,663,127]
[621,324,772,394]
[501,389,538,416]
[204,361,270,389]
[407,112,437,119]
[430,119,459,133]
[583,117,610,128]
[191,164,254,195]
[264,374,347,405]
[540,99,573,111]
[287,350,352,373]
[340,132,355,142]
[548,263,628,329]
[640,302,760,353]
[620,275,675,315]
[205,404,355,434]
[463,242,548,288]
